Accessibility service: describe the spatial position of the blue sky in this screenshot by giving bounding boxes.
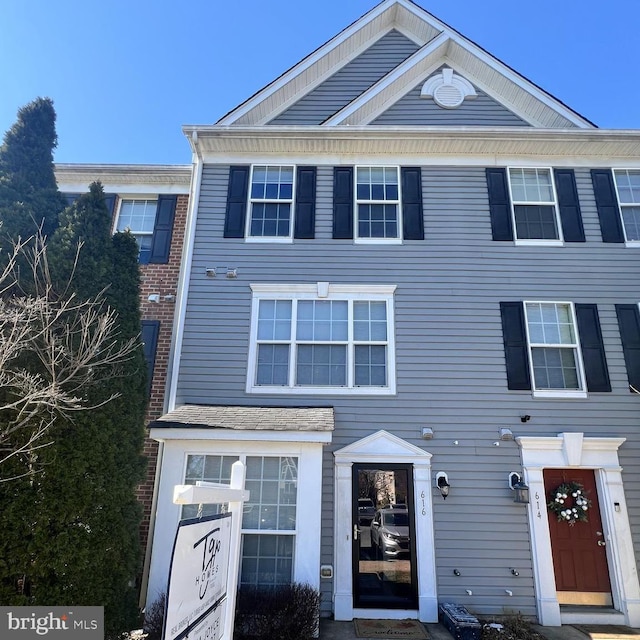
[1,1,638,165]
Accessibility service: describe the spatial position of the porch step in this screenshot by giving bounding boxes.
[561,606,626,626]
[570,624,640,639]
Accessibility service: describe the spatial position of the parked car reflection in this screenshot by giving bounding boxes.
[370,507,410,559]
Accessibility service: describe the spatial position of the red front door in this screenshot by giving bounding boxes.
[544,469,611,605]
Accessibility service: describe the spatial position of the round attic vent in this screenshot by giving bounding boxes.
[421,68,477,109]
[433,84,464,109]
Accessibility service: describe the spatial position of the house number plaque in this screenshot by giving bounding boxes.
[420,490,426,515]
[535,492,541,518]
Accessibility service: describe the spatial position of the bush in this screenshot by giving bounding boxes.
[234,583,320,640]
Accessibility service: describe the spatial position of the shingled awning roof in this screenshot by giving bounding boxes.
[150,405,335,432]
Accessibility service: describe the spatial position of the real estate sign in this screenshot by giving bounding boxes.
[163,513,233,640]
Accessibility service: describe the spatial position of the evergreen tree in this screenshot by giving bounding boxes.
[0,102,147,639]
[28,187,147,638]
[0,97,67,245]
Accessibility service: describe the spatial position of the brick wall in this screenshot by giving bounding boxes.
[136,193,189,550]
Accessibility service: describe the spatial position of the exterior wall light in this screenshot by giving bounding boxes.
[509,472,530,504]
[435,472,450,500]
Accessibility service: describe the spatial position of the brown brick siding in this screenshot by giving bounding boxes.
[135,193,189,550]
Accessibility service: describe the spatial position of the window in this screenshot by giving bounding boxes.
[356,166,401,241]
[183,454,298,587]
[248,165,294,239]
[116,199,158,262]
[613,169,640,242]
[248,284,397,394]
[524,302,585,395]
[508,168,562,242]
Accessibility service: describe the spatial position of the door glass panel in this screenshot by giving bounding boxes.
[353,466,417,609]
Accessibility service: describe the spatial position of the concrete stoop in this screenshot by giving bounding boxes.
[319,618,640,640]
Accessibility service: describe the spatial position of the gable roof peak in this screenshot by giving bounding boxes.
[215,0,595,129]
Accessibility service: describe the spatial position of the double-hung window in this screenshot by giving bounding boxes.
[248,284,396,394]
[508,168,562,243]
[248,165,295,240]
[524,302,585,395]
[183,454,298,587]
[116,198,158,262]
[613,169,640,243]
[356,166,401,242]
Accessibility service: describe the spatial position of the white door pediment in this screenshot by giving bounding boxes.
[334,429,432,462]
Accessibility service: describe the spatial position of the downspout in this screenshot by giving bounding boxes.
[138,131,204,609]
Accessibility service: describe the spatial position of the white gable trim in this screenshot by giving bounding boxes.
[217,1,438,126]
[333,431,438,622]
[325,34,587,128]
[324,32,449,125]
[217,0,593,130]
[443,40,588,128]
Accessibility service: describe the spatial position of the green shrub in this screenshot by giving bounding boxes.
[234,583,320,640]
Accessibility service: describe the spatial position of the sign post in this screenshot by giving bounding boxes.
[165,461,248,640]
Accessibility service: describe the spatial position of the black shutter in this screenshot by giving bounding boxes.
[591,169,624,243]
[63,192,116,217]
[294,166,316,239]
[103,193,117,217]
[486,168,513,241]
[224,166,250,238]
[616,304,640,392]
[554,169,585,242]
[401,167,424,240]
[333,167,354,239]
[575,304,611,392]
[500,302,531,390]
[149,195,177,264]
[141,320,160,396]
[62,192,81,206]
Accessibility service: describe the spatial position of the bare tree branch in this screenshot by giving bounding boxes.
[0,234,141,479]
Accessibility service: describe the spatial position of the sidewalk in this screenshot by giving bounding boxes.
[319,617,630,640]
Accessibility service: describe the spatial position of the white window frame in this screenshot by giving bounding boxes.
[523,300,587,398]
[507,167,563,246]
[114,196,158,259]
[183,452,299,587]
[354,165,403,245]
[612,168,640,247]
[247,283,397,395]
[245,164,296,243]
[145,432,328,610]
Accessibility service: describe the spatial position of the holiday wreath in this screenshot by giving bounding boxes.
[547,481,591,526]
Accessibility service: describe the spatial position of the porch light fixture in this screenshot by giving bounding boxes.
[509,472,530,504]
[435,472,450,500]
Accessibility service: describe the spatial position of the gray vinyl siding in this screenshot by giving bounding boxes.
[179,163,640,617]
[269,30,419,125]
[372,83,530,126]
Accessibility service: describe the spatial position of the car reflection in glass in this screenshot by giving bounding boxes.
[370,507,410,560]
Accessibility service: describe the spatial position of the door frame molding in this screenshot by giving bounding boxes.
[333,431,437,622]
[518,432,640,627]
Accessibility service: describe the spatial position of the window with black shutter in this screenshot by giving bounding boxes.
[488,168,584,243]
[500,301,610,395]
